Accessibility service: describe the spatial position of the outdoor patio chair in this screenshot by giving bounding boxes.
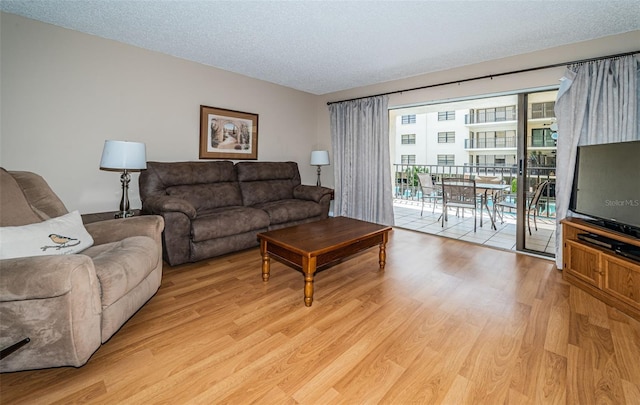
[441,178,478,232]
[416,173,442,217]
[494,180,550,235]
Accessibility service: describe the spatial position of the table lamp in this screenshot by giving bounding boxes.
[100,140,147,218]
[310,150,330,187]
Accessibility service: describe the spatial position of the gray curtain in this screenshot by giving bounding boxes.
[329,95,394,225]
[554,54,640,268]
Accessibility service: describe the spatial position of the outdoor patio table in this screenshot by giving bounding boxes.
[476,183,511,230]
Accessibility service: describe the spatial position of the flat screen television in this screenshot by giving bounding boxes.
[570,140,640,238]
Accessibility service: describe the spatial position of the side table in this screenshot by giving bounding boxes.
[82,209,142,224]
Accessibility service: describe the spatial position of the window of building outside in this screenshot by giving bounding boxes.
[401,154,416,164]
[401,134,416,144]
[531,101,556,119]
[475,105,516,123]
[474,154,508,165]
[473,130,516,148]
[401,114,416,124]
[437,131,455,143]
[437,154,455,165]
[475,155,491,165]
[531,128,556,147]
[437,111,455,121]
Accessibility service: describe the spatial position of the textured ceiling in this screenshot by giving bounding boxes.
[1,1,639,95]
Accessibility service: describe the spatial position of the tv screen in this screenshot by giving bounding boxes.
[570,140,640,234]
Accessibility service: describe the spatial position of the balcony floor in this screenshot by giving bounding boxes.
[393,199,556,255]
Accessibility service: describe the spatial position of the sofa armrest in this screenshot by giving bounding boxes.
[84,215,164,246]
[293,185,334,203]
[0,255,99,301]
[142,195,197,219]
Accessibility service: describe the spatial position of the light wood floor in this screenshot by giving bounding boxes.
[1,228,639,404]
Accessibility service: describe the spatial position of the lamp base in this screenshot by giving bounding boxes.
[316,165,322,187]
[115,170,133,219]
[114,210,135,219]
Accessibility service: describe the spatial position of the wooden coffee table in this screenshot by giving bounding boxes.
[257,216,392,306]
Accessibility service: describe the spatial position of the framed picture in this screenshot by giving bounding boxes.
[199,105,258,159]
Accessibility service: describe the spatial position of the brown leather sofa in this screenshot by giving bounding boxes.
[139,161,333,266]
[0,168,164,372]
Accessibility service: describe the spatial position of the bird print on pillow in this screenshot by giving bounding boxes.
[41,233,81,251]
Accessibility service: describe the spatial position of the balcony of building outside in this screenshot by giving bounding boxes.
[465,136,517,150]
[465,109,517,126]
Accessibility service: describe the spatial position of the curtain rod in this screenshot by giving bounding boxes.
[326,50,640,106]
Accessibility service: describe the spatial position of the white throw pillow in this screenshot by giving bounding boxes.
[0,210,94,260]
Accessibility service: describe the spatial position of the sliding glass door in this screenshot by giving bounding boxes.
[518,90,558,255]
[390,88,558,256]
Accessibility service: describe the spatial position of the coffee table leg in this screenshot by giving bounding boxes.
[379,232,389,269]
[302,256,317,307]
[260,239,270,282]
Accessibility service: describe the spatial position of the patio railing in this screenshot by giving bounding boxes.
[393,164,556,218]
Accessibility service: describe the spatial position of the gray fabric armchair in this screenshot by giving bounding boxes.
[0,168,164,372]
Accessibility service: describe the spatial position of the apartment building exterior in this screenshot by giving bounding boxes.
[391,91,557,172]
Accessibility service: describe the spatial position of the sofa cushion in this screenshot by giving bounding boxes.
[140,161,237,199]
[0,211,94,260]
[236,162,301,206]
[191,206,270,242]
[255,199,323,225]
[240,179,296,206]
[166,182,243,212]
[83,236,159,307]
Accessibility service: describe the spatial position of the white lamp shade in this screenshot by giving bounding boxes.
[100,140,147,170]
[310,150,330,166]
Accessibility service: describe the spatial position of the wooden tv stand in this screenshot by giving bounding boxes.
[562,218,640,321]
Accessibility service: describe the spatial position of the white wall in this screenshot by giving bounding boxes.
[1,13,318,214]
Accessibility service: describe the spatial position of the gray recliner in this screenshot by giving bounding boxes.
[0,168,164,372]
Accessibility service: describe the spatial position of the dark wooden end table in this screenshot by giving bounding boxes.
[257,216,392,306]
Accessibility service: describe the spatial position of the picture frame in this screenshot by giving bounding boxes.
[199,105,258,159]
